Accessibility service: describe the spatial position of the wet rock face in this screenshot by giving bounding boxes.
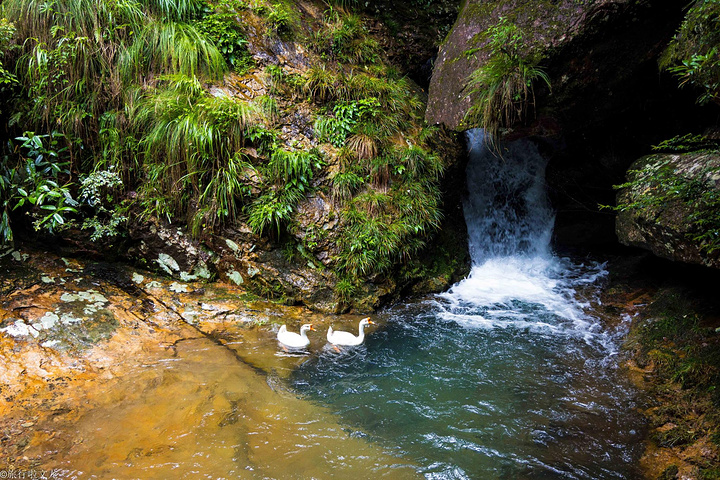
[124,220,341,313]
[616,152,720,269]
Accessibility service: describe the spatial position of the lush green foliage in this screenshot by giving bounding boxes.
[78,168,127,241]
[0,18,19,115]
[314,98,381,147]
[0,132,76,243]
[464,17,550,140]
[0,0,256,241]
[301,26,444,282]
[133,74,260,231]
[0,0,452,302]
[255,1,297,40]
[661,0,720,106]
[652,133,720,153]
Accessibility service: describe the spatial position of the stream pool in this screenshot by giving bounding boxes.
[4,130,645,479]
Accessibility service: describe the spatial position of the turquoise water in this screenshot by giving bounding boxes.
[290,291,643,479]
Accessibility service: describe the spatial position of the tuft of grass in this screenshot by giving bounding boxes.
[133,74,260,229]
[120,20,227,83]
[331,170,365,203]
[247,188,303,238]
[311,8,379,65]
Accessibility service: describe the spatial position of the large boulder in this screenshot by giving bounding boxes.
[426,0,684,133]
[616,152,720,269]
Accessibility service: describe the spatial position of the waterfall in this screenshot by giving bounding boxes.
[463,128,554,260]
[439,129,606,334]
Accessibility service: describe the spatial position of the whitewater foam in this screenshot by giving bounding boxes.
[438,130,608,342]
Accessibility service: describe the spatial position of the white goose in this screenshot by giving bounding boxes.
[277,324,315,349]
[327,317,375,347]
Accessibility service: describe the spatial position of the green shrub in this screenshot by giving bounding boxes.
[78,169,127,241]
[261,1,297,40]
[0,132,77,244]
[331,170,365,202]
[267,148,323,190]
[247,188,303,237]
[0,18,19,115]
[314,98,381,148]
[195,11,253,73]
[311,8,379,64]
[133,74,260,230]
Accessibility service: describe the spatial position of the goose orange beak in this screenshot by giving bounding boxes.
[309,324,315,331]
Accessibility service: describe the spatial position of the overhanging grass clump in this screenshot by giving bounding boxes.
[464,16,550,141]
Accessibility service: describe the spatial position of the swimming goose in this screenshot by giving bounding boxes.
[327,317,375,347]
[277,324,314,349]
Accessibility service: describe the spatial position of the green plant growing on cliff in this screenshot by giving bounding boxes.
[304,65,347,103]
[314,98,381,148]
[78,169,127,241]
[652,133,720,153]
[331,170,365,202]
[120,20,227,83]
[2,0,231,184]
[247,148,324,237]
[247,188,303,238]
[258,1,297,40]
[660,0,720,106]
[133,74,260,231]
[335,164,443,278]
[464,17,550,141]
[610,155,720,255]
[311,8,379,65]
[0,18,19,116]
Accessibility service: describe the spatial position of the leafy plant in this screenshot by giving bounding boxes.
[120,20,227,82]
[267,148,323,189]
[0,18,19,115]
[247,188,303,237]
[314,98,381,148]
[311,8,379,64]
[652,133,720,153]
[78,169,127,241]
[133,74,261,230]
[334,277,357,303]
[195,11,253,73]
[261,1,297,39]
[0,132,77,244]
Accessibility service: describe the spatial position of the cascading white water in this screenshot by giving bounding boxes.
[439,129,606,334]
[463,128,554,259]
